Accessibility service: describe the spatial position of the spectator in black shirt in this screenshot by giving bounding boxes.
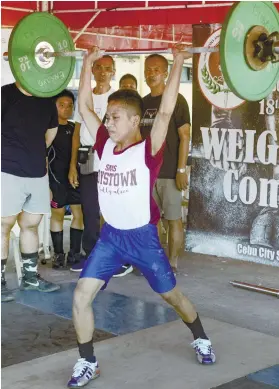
[1,82,60,302]
[141,54,191,273]
[48,90,84,269]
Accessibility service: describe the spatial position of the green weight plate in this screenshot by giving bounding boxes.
[8,12,75,98]
[220,1,279,101]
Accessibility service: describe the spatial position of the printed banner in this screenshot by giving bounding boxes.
[186,24,279,266]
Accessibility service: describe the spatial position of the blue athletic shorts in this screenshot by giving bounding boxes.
[80,223,176,294]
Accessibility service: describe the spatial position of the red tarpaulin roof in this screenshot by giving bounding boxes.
[2,1,279,52]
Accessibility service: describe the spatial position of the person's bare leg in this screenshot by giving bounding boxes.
[70,205,84,230]
[73,278,104,343]
[157,219,168,246]
[168,218,183,270]
[50,208,65,267]
[162,216,169,235]
[69,205,84,261]
[18,211,59,292]
[68,278,104,386]
[1,215,18,302]
[161,286,197,323]
[50,207,65,232]
[1,215,18,259]
[157,220,163,244]
[18,211,42,254]
[160,286,216,364]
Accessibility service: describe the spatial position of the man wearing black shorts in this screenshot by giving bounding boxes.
[48,90,84,269]
[1,82,60,302]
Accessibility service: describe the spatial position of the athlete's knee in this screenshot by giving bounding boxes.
[73,288,90,313]
[73,278,103,311]
[1,215,17,234]
[73,213,83,223]
[161,287,182,307]
[71,206,83,223]
[17,212,42,231]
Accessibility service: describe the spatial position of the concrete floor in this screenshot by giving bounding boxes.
[2,319,279,389]
[2,220,279,389]
[22,248,279,337]
[1,301,115,367]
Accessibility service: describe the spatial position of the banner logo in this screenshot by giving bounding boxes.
[198,29,245,110]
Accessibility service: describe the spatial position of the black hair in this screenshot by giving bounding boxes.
[119,73,138,88]
[108,89,143,118]
[94,55,116,71]
[54,89,75,104]
[145,54,168,71]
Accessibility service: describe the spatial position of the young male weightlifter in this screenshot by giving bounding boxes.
[67,46,216,388]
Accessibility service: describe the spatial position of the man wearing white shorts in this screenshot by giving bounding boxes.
[1,82,60,302]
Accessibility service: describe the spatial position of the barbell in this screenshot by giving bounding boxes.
[2,1,279,100]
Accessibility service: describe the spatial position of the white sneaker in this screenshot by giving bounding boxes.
[191,338,216,365]
[67,358,100,387]
[113,265,133,278]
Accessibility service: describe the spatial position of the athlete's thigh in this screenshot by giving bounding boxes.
[80,232,123,289]
[1,172,27,217]
[141,249,176,293]
[120,223,176,294]
[24,175,51,215]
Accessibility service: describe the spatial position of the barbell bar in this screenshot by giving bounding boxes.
[2,46,219,61]
[42,46,220,57]
[36,43,279,58]
[3,1,279,100]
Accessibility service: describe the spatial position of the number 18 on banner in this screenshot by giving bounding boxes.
[259,98,279,115]
[259,82,279,116]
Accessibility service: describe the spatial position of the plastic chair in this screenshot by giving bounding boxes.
[38,214,51,264]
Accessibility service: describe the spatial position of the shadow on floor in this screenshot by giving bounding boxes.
[1,302,115,367]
